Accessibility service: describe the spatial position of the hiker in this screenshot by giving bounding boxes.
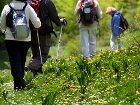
[0,0,41,90]
[106,7,123,51]
[26,0,67,75]
[74,0,102,59]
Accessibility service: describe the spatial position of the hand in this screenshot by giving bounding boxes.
[60,17,67,25]
[34,26,42,31]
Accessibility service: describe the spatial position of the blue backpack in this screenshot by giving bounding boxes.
[6,2,29,39]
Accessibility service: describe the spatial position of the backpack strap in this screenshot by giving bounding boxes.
[80,0,94,10]
[80,0,84,11]
[8,2,27,11]
[91,0,94,8]
[91,0,95,13]
[8,4,14,11]
[22,2,28,11]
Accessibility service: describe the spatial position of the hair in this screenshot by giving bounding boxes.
[106,7,116,14]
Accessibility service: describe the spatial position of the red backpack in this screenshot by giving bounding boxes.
[28,0,40,16]
[79,0,95,25]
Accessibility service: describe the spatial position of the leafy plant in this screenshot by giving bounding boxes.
[75,57,94,95]
[2,90,8,102]
[41,92,57,105]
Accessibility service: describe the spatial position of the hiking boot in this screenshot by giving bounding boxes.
[37,67,43,74]
[25,66,37,77]
[48,55,51,59]
[25,66,43,77]
[25,66,30,72]
[14,79,26,91]
[90,55,95,59]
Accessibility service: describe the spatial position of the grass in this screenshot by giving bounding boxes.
[0,48,9,70]
[0,44,140,105]
[0,30,140,105]
[0,0,140,104]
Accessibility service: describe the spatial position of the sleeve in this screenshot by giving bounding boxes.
[0,6,7,33]
[112,15,121,36]
[28,5,41,28]
[47,0,61,26]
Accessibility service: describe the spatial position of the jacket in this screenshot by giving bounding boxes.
[111,10,122,36]
[28,0,61,36]
[0,0,41,41]
[39,0,61,26]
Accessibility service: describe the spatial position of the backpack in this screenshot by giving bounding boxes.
[80,0,96,25]
[6,2,29,39]
[120,14,129,32]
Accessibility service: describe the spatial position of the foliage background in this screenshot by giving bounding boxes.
[0,0,140,104]
[51,0,140,57]
[0,0,140,55]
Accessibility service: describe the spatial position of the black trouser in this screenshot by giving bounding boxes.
[5,40,30,89]
[28,29,51,70]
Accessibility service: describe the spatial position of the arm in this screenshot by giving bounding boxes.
[0,6,7,33]
[47,0,61,26]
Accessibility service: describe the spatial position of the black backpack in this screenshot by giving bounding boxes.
[120,14,129,32]
[80,0,96,25]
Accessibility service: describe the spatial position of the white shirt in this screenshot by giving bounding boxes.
[0,0,41,41]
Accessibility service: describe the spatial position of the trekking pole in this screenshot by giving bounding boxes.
[36,30,44,75]
[56,25,64,61]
